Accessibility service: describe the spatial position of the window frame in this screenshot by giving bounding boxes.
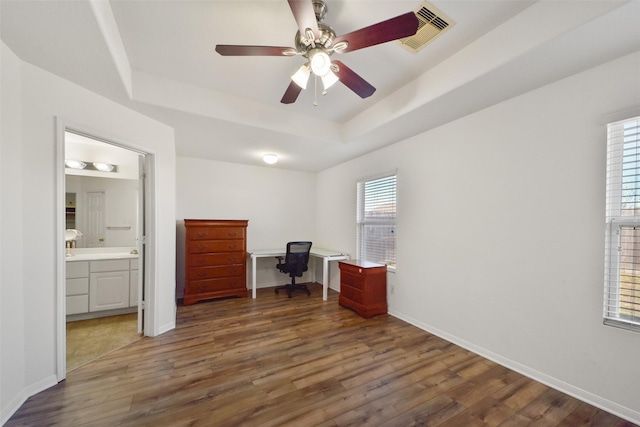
[604,116,640,332]
[356,171,397,272]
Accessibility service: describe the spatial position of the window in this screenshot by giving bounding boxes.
[357,173,397,271]
[605,116,640,332]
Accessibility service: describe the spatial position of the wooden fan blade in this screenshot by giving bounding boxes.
[281,81,303,104]
[333,12,419,53]
[288,0,319,40]
[215,45,296,56]
[332,60,376,99]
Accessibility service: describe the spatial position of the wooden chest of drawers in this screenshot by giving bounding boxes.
[338,260,387,318]
[184,219,248,305]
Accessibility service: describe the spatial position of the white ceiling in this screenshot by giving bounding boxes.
[2,0,639,172]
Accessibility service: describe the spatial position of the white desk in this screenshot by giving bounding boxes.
[248,248,349,301]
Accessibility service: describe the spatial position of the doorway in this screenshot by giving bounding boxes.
[56,124,154,379]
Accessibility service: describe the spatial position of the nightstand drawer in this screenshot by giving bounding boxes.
[340,284,363,303]
[340,271,364,290]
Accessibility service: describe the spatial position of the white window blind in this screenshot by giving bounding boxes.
[357,173,396,271]
[605,116,640,332]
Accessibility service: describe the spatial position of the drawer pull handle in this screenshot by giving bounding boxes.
[196,271,206,278]
[346,278,354,285]
[228,244,237,250]
[228,232,237,237]
[197,245,206,250]
[197,258,206,264]
[196,232,208,238]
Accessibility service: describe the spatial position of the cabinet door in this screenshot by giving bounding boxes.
[89,271,129,311]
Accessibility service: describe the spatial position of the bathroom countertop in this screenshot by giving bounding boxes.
[65,248,139,261]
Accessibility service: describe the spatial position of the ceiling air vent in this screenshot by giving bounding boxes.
[398,2,454,53]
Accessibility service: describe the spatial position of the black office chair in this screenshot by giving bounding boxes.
[274,241,312,298]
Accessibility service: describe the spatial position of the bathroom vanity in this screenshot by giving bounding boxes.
[66,248,139,320]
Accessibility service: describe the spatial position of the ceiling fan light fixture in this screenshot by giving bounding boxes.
[309,49,331,76]
[321,69,339,90]
[291,63,311,89]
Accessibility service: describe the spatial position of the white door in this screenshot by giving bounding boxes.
[85,191,106,247]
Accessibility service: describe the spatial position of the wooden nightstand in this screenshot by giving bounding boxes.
[338,260,387,318]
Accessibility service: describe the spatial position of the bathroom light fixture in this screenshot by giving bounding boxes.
[65,159,117,172]
[64,159,86,170]
[93,162,114,172]
[263,154,278,165]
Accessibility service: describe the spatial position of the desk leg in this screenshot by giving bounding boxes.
[251,255,257,299]
[322,257,329,301]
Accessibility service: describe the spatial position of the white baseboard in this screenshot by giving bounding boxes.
[1,374,58,426]
[387,309,640,425]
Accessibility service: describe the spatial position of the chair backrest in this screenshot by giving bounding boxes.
[284,241,312,277]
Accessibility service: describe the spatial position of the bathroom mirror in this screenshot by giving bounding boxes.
[65,132,141,248]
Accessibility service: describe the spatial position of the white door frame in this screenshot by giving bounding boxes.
[55,118,157,381]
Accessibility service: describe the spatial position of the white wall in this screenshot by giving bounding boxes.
[1,41,27,426]
[317,51,640,422]
[175,157,317,297]
[0,41,177,424]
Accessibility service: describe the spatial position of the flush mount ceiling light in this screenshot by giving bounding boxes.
[263,154,278,164]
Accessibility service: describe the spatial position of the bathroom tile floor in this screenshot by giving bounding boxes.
[66,313,141,372]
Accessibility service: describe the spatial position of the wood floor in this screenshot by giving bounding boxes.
[7,283,637,427]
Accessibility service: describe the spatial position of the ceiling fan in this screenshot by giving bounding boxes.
[215,0,419,104]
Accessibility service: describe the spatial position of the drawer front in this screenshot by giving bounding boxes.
[340,271,364,290]
[189,252,245,267]
[189,240,244,254]
[66,261,89,278]
[188,277,246,294]
[66,295,89,315]
[188,265,244,280]
[90,259,130,273]
[66,278,89,296]
[340,284,363,304]
[189,227,245,241]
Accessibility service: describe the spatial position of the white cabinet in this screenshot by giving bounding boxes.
[66,261,89,315]
[66,257,139,317]
[89,259,129,312]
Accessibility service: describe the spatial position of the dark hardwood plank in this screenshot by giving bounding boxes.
[6,283,638,427]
